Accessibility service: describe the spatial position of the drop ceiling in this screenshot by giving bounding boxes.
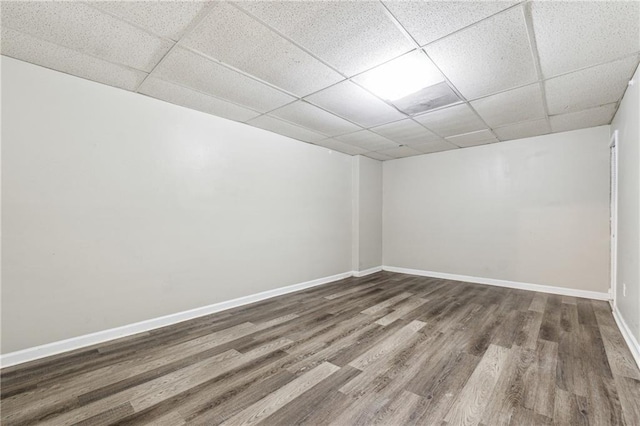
[2,1,639,160]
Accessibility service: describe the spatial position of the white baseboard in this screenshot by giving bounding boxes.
[0,271,353,368]
[382,266,610,301]
[611,307,640,370]
[352,266,383,277]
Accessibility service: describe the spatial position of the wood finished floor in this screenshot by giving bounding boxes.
[2,272,639,426]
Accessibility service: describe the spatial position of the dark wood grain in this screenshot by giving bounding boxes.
[1,272,638,425]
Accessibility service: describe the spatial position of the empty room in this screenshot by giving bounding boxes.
[1,0,639,425]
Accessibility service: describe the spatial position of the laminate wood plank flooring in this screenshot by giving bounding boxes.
[1,272,639,425]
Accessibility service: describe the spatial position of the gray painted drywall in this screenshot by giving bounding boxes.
[352,156,383,271]
[383,126,611,293]
[611,64,640,343]
[1,57,352,353]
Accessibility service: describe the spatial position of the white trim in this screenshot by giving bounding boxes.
[609,130,619,309]
[353,266,383,277]
[0,271,353,368]
[612,306,640,370]
[382,266,610,300]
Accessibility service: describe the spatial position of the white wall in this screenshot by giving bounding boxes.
[384,126,611,293]
[352,156,382,272]
[1,57,352,353]
[611,64,640,344]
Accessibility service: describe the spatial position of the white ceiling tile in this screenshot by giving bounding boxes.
[314,139,368,156]
[446,129,498,147]
[549,104,617,133]
[370,118,443,145]
[425,7,537,99]
[384,1,518,46]
[335,130,399,151]
[233,1,414,76]
[153,47,295,113]
[247,115,326,143]
[0,27,147,91]
[409,140,459,154]
[375,146,423,159]
[1,1,172,72]
[138,77,260,123]
[305,81,405,127]
[181,2,343,97]
[545,56,639,115]
[363,152,394,161]
[471,83,546,128]
[91,1,209,41]
[493,119,551,141]
[269,101,361,137]
[531,1,640,78]
[414,103,487,137]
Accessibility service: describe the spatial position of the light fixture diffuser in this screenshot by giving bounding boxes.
[354,50,445,101]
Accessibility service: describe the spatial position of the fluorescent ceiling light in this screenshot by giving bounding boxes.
[355,51,445,101]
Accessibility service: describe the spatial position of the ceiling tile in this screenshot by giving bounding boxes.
[446,129,498,147]
[233,1,414,76]
[305,80,405,127]
[247,115,326,143]
[1,1,172,72]
[363,152,394,161]
[91,1,209,41]
[181,2,343,97]
[138,77,260,123]
[269,101,361,137]
[425,7,537,99]
[375,146,423,159]
[545,56,639,115]
[471,83,546,128]
[0,27,147,91]
[370,119,443,145]
[531,1,640,78]
[384,1,518,46]
[549,104,617,133]
[493,119,551,141]
[409,140,459,154]
[414,103,487,137]
[153,47,295,113]
[314,138,368,156]
[335,130,399,151]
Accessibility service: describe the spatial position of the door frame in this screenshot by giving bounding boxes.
[610,130,619,308]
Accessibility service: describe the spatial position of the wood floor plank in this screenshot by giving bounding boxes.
[258,365,361,425]
[371,389,424,425]
[553,388,589,426]
[361,292,412,315]
[443,344,510,426]
[600,324,640,380]
[219,362,339,426]
[2,272,638,426]
[614,375,640,426]
[523,339,558,418]
[528,293,548,313]
[1,322,260,422]
[481,345,536,426]
[374,297,428,326]
[187,370,296,425]
[347,319,426,371]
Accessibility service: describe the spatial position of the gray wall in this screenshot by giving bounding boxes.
[383,126,611,293]
[1,57,353,353]
[352,156,382,272]
[611,64,640,343]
